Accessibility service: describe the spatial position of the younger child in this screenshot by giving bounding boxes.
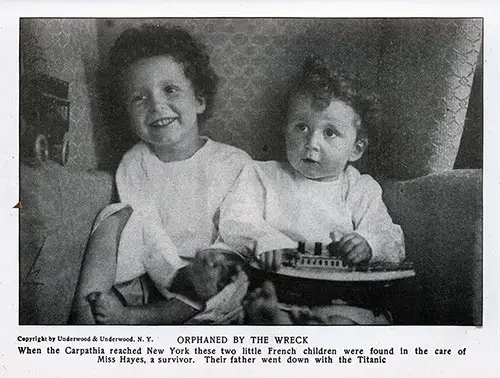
[215,56,405,324]
[73,25,251,324]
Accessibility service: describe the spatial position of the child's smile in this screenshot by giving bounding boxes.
[285,94,365,181]
[149,117,178,128]
[125,55,206,154]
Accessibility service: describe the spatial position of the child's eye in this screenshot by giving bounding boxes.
[295,123,308,132]
[324,128,338,138]
[164,85,178,95]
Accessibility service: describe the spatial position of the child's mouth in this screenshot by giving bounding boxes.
[149,117,177,128]
[302,158,319,165]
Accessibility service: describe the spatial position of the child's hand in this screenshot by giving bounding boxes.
[259,249,296,271]
[336,232,372,265]
[170,249,243,303]
[259,250,282,272]
[195,249,243,290]
[170,262,219,303]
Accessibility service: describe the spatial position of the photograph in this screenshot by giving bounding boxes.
[19,17,483,327]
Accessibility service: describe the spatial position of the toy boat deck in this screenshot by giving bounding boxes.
[250,260,415,282]
[249,243,415,282]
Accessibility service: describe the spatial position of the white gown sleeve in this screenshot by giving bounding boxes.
[347,175,406,263]
[215,164,297,258]
[115,147,151,209]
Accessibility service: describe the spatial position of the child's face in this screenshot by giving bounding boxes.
[125,55,206,148]
[286,94,365,181]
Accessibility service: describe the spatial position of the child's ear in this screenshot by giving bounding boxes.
[349,138,368,163]
[195,95,206,114]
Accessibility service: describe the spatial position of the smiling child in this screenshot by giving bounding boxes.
[73,26,251,324]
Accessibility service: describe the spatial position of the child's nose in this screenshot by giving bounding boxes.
[305,131,321,151]
[149,91,170,112]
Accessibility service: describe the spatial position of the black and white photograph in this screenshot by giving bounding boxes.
[1,2,499,376]
[18,17,483,326]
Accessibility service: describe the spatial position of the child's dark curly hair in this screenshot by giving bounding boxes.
[289,55,381,143]
[109,25,218,123]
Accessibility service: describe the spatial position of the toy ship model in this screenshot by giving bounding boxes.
[283,241,414,272]
[253,241,415,282]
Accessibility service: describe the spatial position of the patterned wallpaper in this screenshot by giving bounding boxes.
[20,18,482,178]
[96,18,384,169]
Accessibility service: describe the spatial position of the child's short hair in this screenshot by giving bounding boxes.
[109,25,218,122]
[289,55,381,142]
